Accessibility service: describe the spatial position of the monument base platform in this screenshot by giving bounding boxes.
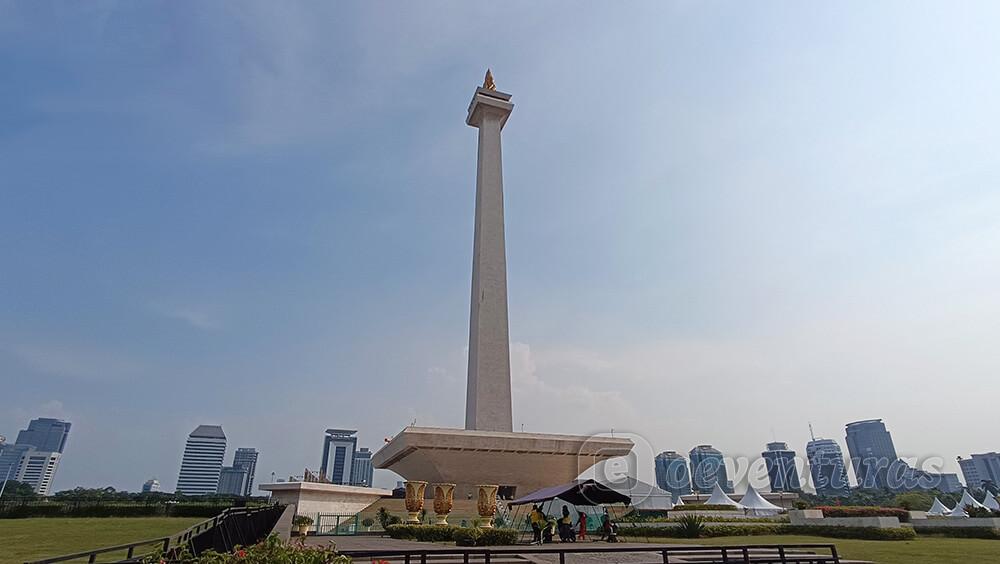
[372,426,633,500]
[259,482,393,519]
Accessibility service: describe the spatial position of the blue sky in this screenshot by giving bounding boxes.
[2,2,999,492]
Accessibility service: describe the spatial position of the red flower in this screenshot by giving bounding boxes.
[236,549,247,558]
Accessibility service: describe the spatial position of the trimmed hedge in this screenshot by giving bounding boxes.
[0,502,232,519]
[623,523,916,541]
[784,525,916,541]
[815,506,910,523]
[386,525,518,546]
[916,527,1000,540]
[670,505,743,512]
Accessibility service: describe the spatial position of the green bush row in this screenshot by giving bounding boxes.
[916,527,1000,540]
[623,523,916,541]
[385,524,518,546]
[0,503,232,519]
[815,506,911,523]
[669,505,743,512]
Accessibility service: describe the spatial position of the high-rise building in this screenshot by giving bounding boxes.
[0,418,72,494]
[319,429,358,485]
[351,447,374,487]
[16,418,71,453]
[176,425,227,495]
[959,453,1000,491]
[0,444,31,484]
[217,466,249,496]
[845,419,898,490]
[654,451,692,499]
[233,448,259,496]
[689,445,731,493]
[14,450,61,495]
[806,437,850,496]
[142,479,161,493]
[762,442,801,492]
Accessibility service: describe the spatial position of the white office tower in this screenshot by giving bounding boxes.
[176,425,227,495]
[15,451,61,495]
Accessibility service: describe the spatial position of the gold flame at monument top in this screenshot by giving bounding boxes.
[483,69,496,91]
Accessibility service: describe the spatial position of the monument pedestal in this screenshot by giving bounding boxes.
[373,426,633,500]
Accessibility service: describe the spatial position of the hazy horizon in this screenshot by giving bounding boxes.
[3,2,999,493]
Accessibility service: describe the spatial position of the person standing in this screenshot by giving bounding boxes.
[577,511,588,540]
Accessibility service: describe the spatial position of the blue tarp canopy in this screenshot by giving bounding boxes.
[509,479,631,507]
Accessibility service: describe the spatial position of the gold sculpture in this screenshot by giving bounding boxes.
[476,484,498,528]
[404,481,427,524]
[483,69,496,91]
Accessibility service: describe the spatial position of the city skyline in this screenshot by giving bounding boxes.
[4,2,1000,492]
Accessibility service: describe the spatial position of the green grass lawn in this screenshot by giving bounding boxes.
[0,517,201,564]
[631,535,1000,564]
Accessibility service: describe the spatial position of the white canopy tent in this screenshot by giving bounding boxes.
[704,483,743,508]
[983,493,1000,511]
[738,485,784,516]
[948,490,987,517]
[926,497,951,516]
[602,478,674,511]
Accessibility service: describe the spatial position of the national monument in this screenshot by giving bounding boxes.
[372,72,633,500]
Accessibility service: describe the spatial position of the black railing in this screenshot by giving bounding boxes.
[25,504,285,564]
[338,544,840,564]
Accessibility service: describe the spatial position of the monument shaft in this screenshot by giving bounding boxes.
[465,86,514,432]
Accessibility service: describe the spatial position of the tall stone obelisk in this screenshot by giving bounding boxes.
[465,70,514,432]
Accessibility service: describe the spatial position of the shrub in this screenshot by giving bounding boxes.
[385,525,517,546]
[917,527,1000,540]
[145,534,348,563]
[361,517,375,529]
[385,524,460,542]
[476,528,518,546]
[453,527,482,546]
[815,506,910,523]
[293,515,315,526]
[966,507,1000,518]
[676,515,705,538]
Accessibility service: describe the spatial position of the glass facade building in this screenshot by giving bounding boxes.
[845,419,898,490]
[806,438,850,496]
[689,445,732,493]
[653,451,692,499]
[762,442,801,492]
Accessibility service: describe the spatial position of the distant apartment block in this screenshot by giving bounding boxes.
[142,478,161,493]
[176,425,227,495]
[959,453,1000,491]
[654,450,692,499]
[762,442,801,492]
[233,448,259,496]
[351,447,374,487]
[217,466,249,496]
[0,418,72,495]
